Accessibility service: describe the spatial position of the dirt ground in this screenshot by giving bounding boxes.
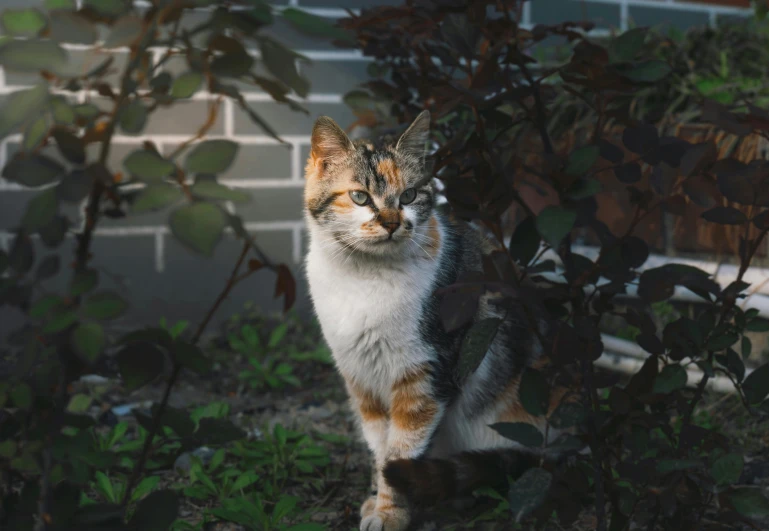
[65,310,769,531]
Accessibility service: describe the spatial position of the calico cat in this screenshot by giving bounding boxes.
[304,112,563,531]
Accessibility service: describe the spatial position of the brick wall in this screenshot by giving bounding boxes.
[0,0,755,336]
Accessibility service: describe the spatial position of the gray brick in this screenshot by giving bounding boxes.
[301,60,369,94]
[0,190,82,230]
[87,235,166,326]
[262,17,347,52]
[530,0,621,27]
[160,232,300,323]
[233,187,304,222]
[627,6,710,32]
[234,101,355,135]
[90,97,226,136]
[164,142,293,180]
[3,49,129,88]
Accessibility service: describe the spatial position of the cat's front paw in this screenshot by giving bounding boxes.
[360,496,377,518]
[360,506,410,531]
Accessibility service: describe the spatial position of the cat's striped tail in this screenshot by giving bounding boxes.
[383,449,540,506]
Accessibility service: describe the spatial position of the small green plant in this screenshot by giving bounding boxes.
[231,323,301,389]
[183,450,260,501]
[207,495,324,531]
[231,424,330,499]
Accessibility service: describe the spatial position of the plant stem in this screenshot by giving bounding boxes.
[120,240,253,506]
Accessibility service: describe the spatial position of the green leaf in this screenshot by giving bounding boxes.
[232,472,260,492]
[67,393,92,413]
[82,291,128,320]
[656,459,702,474]
[45,0,76,9]
[195,418,246,445]
[83,0,128,17]
[210,50,254,78]
[51,96,75,125]
[191,178,250,203]
[729,488,769,520]
[567,177,602,200]
[742,363,769,404]
[508,468,552,521]
[0,39,69,73]
[129,490,179,531]
[22,188,58,233]
[1,9,46,36]
[123,150,175,181]
[43,308,78,333]
[49,11,97,44]
[117,341,165,391]
[169,202,227,257]
[457,318,501,379]
[52,130,86,164]
[71,268,98,296]
[281,8,353,43]
[0,440,17,458]
[536,205,576,248]
[10,382,33,409]
[72,322,105,363]
[174,340,212,375]
[508,216,540,266]
[171,71,204,99]
[706,331,739,350]
[23,115,51,151]
[608,27,646,63]
[623,60,672,83]
[30,294,64,318]
[57,170,91,203]
[652,364,687,394]
[711,453,743,486]
[565,145,599,176]
[489,422,543,448]
[518,369,549,417]
[260,39,309,98]
[132,183,182,213]
[0,83,50,139]
[104,15,142,48]
[746,319,769,332]
[94,472,116,503]
[185,140,239,174]
[273,496,298,522]
[343,90,373,112]
[118,99,147,135]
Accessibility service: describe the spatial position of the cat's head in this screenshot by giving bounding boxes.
[304,111,436,258]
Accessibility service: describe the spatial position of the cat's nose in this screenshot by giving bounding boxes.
[381,221,400,235]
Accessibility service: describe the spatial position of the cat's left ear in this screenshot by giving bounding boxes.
[396,110,430,165]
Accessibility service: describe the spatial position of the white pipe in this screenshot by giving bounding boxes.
[542,245,769,297]
[533,246,769,319]
[598,334,755,394]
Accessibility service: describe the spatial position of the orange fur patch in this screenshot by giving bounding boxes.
[495,376,541,427]
[425,216,441,257]
[376,158,403,188]
[349,382,388,422]
[391,365,438,431]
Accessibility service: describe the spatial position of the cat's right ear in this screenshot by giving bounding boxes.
[310,116,354,168]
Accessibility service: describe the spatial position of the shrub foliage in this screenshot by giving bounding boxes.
[0,1,343,529]
[341,1,769,529]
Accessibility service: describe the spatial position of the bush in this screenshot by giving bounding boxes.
[0,1,344,529]
[342,2,769,529]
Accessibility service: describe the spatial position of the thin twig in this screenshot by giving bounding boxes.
[121,240,253,505]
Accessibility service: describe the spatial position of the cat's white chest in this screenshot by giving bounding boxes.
[305,239,437,392]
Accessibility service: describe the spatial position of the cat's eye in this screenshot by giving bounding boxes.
[349,190,370,206]
[399,188,417,205]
